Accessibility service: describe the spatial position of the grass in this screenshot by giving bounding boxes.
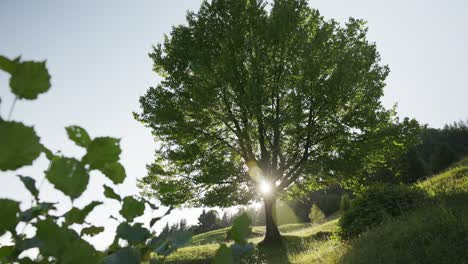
[164,158,468,264]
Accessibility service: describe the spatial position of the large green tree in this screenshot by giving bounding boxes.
[136,0,419,244]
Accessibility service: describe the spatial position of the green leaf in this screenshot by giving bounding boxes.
[0,246,14,260]
[46,156,89,199]
[10,61,51,100]
[65,126,92,148]
[17,175,39,199]
[0,55,16,74]
[80,226,104,237]
[212,244,234,264]
[103,247,140,264]
[150,217,162,228]
[230,213,252,245]
[64,201,103,225]
[0,121,42,171]
[120,196,145,222]
[100,162,126,184]
[152,231,192,257]
[20,202,56,222]
[82,137,121,169]
[36,218,101,264]
[116,222,150,245]
[103,185,121,201]
[0,199,20,236]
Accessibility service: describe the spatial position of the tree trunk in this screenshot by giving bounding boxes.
[261,196,282,245]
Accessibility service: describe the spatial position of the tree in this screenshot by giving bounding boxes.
[136,0,419,245]
[194,210,220,234]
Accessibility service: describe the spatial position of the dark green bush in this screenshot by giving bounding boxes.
[337,184,428,239]
[340,194,468,264]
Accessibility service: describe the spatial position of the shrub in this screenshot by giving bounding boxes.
[339,194,351,214]
[337,184,428,239]
[308,204,326,224]
[340,194,468,264]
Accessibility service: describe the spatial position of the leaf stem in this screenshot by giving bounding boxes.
[8,96,17,120]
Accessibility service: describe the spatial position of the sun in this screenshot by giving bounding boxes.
[259,180,272,195]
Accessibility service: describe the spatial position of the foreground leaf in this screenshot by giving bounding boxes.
[0,55,17,74]
[212,244,234,264]
[230,213,252,245]
[10,61,51,100]
[46,157,89,199]
[116,222,150,245]
[36,219,101,263]
[0,199,19,236]
[103,247,140,264]
[100,162,126,184]
[82,137,121,169]
[120,196,145,222]
[20,202,56,222]
[81,226,104,237]
[0,121,42,171]
[65,126,92,148]
[64,201,103,225]
[17,175,39,200]
[103,185,121,201]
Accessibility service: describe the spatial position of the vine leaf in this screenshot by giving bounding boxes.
[82,137,121,169]
[103,185,121,201]
[116,222,150,245]
[0,121,42,171]
[64,201,103,225]
[0,246,14,260]
[212,244,234,264]
[119,196,145,222]
[102,247,140,264]
[0,55,17,74]
[100,162,126,184]
[36,219,101,264]
[46,157,89,199]
[20,202,56,222]
[0,199,20,236]
[65,126,92,148]
[230,213,251,245]
[17,175,39,200]
[81,226,105,237]
[10,60,51,100]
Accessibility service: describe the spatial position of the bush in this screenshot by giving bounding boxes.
[340,194,351,214]
[308,204,325,224]
[337,184,428,239]
[340,194,468,264]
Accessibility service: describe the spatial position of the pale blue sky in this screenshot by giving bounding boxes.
[1,0,467,250]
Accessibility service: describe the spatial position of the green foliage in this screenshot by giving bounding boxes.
[64,201,103,225]
[308,204,325,224]
[103,247,140,264]
[81,225,105,237]
[83,137,121,168]
[66,125,92,148]
[0,121,42,171]
[116,222,151,245]
[339,194,351,214]
[103,184,122,201]
[418,163,468,196]
[9,60,51,100]
[0,53,190,263]
[46,156,89,200]
[17,175,39,200]
[120,196,145,222]
[337,184,428,239]
[213,213,254,264]
[340,195,468,264]
[212,244,234,264]
[0,199,20,236]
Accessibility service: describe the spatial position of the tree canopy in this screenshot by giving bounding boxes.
[136,0,419,208]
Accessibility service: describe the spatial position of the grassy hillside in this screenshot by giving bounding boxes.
[165,158,468,264]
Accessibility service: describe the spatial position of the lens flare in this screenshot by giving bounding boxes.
[259,180,272,195]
